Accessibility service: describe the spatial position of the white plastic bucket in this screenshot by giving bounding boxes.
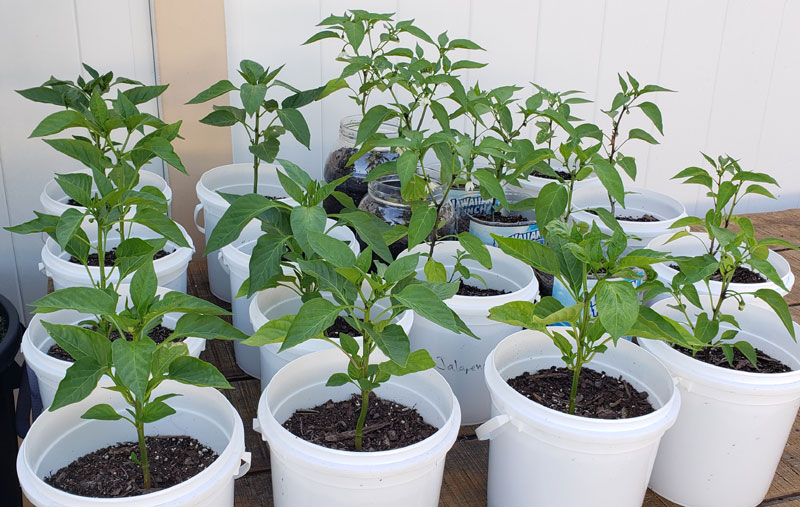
[570,186,687,252]
[17,380,249,506]
[647,233,794,307]
[222,220,360,378]
[40,222,194,293]
[250,285,413,390]
[402,241,539,424]
[40,169,172,218]
[460,191,541,246]
[254,347,460,507]
[640,298,800,507]
[510,161,600,199]
[21,284,207,408]
[477,330,680,507]
[194,163,288,302]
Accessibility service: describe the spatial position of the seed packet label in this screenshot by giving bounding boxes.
[470,221,542,247]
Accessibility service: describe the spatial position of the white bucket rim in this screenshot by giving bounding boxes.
[570,186,687,232]
[17,380,246,505]
[196,163,285,211]
[483,329,681,441]
[256,347,460,469]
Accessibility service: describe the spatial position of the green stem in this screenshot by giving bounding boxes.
[568,360,582,415]
[253,113,261,194]
[354,389,370,451]
[136,407,151,489]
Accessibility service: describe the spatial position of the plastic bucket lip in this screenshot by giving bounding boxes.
[196,163,288,211]
[17,380,245,506]
[41,169,172,213]
[257,347,460,470]
[641,298,800,392]
[570,186,687,232]
[647,233,794,297]
[41,222,194,283]
[402,241,538,311]
[483,330,681,442]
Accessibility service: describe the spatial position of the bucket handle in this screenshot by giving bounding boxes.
[233,451,252,479]
[253,417,262,436]
[38,262,51,279]
[476,414,511,441]
[218,251,230,274]
[193,203,205,234]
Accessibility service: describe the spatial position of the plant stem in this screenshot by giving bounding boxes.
[568,361,582,415]
[135,409,151,489]
[252,113,261,194]
[354,389,370,451]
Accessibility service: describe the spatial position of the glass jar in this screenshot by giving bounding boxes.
[358,176,455,258]
[323,115,400,214]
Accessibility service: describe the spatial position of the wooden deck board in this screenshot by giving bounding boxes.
[182,209,800,506]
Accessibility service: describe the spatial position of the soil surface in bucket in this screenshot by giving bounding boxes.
[532,169,572,180]
[457,280,510,297]
[675,345,791,373]
[507,366,655,419]
[586,209,659,222]
[48,325,177,362]
[669,264,767,283]
[470,211,530,224]
[69,247,172,266]
[325,316,361,338]
[45,435,218,498]
[282,392,437,452]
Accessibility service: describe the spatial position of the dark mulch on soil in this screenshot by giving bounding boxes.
[45,435,218,498]
[48,324,177,362]
[669,264,767,283]
[325,316,361,338]
[535,270,554,297]
[457,280,510,297]
[586,209,660,222]
[470,212,530,224]
[67,198,81,206]
[69,247,171,266]
[532,169,572,180]
[282,393,437,452]
[675,345,792,373]
[507,366,655,419]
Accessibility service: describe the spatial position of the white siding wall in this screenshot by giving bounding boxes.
[0,0,161,323]
[225,0,800,216]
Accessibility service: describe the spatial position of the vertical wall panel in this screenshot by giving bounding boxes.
[0,0,159,321]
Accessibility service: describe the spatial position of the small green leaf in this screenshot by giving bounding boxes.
[309,231,356,267]
[628,128,659,145]
[282,298,340,350]
[141,400,177,423]
[637,102,663,135]
[408,205,436,249]
[326,373,352,387]
[457,232,492,269]
[82,403,122,421]
[276,108,311,148]
[112,338,155,400]
[186,80,237,104]
[50,358,106,410]
[424,258,447,283]
[385,254,420,284]
[596,281,639,339]
[168,356,231,389]
[242,314,294,346]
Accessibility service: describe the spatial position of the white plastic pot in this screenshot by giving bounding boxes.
[254,347,460,507]
[647,233,794,307]
[402,241,539,424]
[510,160,600,199]
[18,380,249,506]
[250,285,413,390]
[221,220,360,378]
[220,220,360,334]
[21,284,207,408]
[40,169,172,218]
[462,191,541,246]
[570,186,687,252]
[195,163,288,302]
[477,330,680,507]
[40,222,194,293]
[640,298,800,507]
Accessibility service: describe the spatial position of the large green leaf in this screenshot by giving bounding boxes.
[150,291,230,316]
[206,194,284,252]
[276,108,310,148]
[364,323,410,366]
[281,298,340,351]
[32,287,118,315]
[55,208,85,250]
[535,182,568,232]
[242,314,294,346]
[55,172,92,207]
[309,232,356,267]
[170,313,247,341]
[30,110,88,137]
[112,338,155,400]
[755,289,795,339]
[408,204,436,249]
[186,80,237,104]
[592,157,625,207]
[385,254,420,284]
[378,349,435,376]
[247,234,286,294]
[123,85,169,105]
[43,139,106,171]
[50,357,106,410]
[335,210,393,262]
[132,208,189,247]
[41,322,111,366]
[240,83,267,117]
[168,356,231,388]
[596,281,639,339]
[356,105,390,145]
[151,342,189,379]
[492,235,560,275]
[394,284,459,333]
[290,205,327,254]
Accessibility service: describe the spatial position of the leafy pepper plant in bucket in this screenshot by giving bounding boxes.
[30,259,246,492]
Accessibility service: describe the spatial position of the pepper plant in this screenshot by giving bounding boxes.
[8,65,189,301]
[591,73,672,215]
[487,209,671,414]
[31,259,246,489]
[641,154,797,365]
[187,59,340,193]
[241,231,475,450]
